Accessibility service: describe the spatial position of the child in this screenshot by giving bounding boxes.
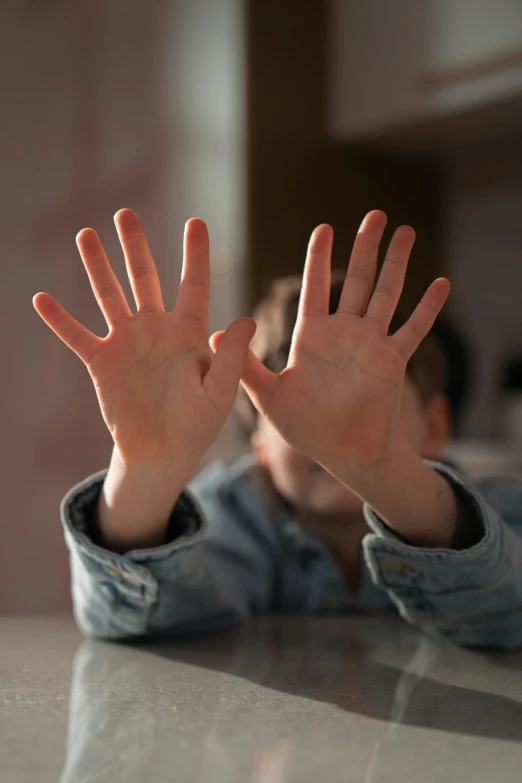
[33,209,522,648]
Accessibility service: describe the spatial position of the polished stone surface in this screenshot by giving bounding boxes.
[1,612,522,782]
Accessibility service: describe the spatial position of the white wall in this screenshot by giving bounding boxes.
[327,0,522,139]
[442,136,522,438]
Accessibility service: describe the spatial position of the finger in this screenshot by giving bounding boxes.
[76,228,133,328]
[337,210,387,317]
[175,218,210,336]
[204,318,257,411]
[208,329,224,354]
[32,292,102,365]
[364,224,416,330]
[239,349,279,417]
[210,328,279,416]
[114,209,165,313]
[297,224,333,319]
[391,278,451,360]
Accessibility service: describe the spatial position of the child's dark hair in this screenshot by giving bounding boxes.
[236,271,449,433]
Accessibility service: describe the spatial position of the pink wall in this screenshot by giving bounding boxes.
[1,0,247,614]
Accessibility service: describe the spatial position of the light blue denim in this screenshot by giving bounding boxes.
[60,454,522,649]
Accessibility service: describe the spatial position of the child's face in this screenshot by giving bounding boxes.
[251,377,451,516]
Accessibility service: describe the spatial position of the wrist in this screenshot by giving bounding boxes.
[323,434,459,548]
[320,431,407,492]
[96,445,199,553]
[113,443,200,480]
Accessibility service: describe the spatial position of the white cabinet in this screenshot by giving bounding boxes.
[328,0,522,141]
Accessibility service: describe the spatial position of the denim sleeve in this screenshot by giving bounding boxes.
[60,467,277,641]
[362,460,522,650]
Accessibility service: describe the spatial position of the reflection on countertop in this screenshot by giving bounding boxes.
[2,612,522,783]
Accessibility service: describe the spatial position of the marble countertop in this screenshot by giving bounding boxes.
[2,612,522,782]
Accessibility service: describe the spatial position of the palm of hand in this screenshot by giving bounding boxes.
[236,212,450,474]
[265,314,406,467]
[88,311,218,465]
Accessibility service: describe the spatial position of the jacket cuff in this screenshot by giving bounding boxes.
[60,468,208,607]
[361,460,506,599]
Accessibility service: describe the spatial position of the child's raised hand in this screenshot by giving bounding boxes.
[211,211,450,477]
[33,210,255,470]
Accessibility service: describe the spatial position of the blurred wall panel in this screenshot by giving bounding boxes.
[1,0,247,613]
[164,0,249,467]
[443,137,522,438]
[328,0,522,140]
[321,146,443,316]
[246,0,326,306]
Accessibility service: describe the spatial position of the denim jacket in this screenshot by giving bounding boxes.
[60,454,522,650]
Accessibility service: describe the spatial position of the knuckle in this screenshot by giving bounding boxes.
[132,265,153,281]
[178,311,204,325]
[96,283,117,300]
[347,266,371,282]
[337,303,361,317]
[374,282,394,298]
[182,276,208,288]
[410,321,424,339]
[86,253,106,270]
[384,251,404,266]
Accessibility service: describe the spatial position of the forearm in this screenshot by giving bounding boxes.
[96,445,199,553]
[324,435,463,548]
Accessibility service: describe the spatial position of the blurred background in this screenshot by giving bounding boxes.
[2,0,522,614]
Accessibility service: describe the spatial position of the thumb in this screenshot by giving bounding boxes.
[204,318,257,408]
[209,329,225,354]
[210,333,278,418]
[209,325,279,415]
[240,347,280,416]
